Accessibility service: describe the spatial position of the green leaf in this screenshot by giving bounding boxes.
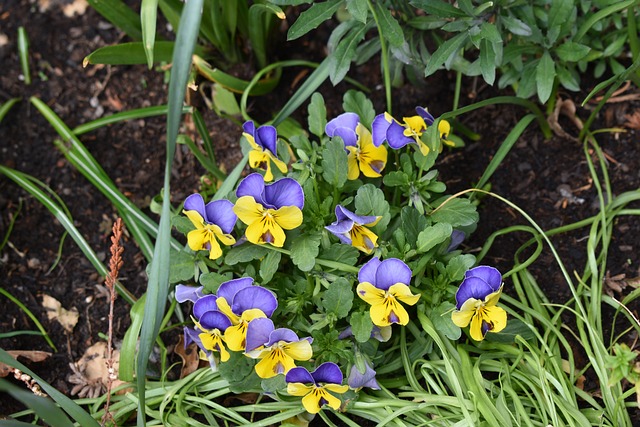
[84,41,205,66]
[141,0,159,68]
[260,250,281,283]
[329,22,368,84]
[321,137,349,189]
[416,223,452,254]
[555,42,591,62]
[430,197,478,228]
[0,379,75,427]
[350,311,373,343]
[536,51,556,104]
[86,0,142,40]
[172,215,194,234]
[355,184,390,234]
[169,249,196,283]
[375,3,404,47]
[308,92,327,139]
[200,271,233,293]
[321,278,353,319]
[342,89,375,129]
[382,170,409,187]
[290,233,322,271]
[287,0,342,40]
[225,243,270,265]
[430,301,461,340]
[480,38,496,85]
[346,0,368,23]
[556,65,580,92]
[410,0,467,18]
[319,243,360,268]
[401,206,429,248]
[445,254,476,281]
[501,15,531,36]
[211,83,241,115]
[217,351,261,393]
[424,32,467,76]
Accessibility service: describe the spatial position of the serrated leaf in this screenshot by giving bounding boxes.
[320,244,360,268]
[172,215,194,234]
[259,250,281,283]
[321,137,349,188]
[536,51,556,104]
[288,0,342,40]
[430,197,478,228]
[555,42,590,62]
[321,278,353,319]
[416,223,452,253]
[168,250,196,283]
[350,312,373,343]
[346,0,368,23]
[217,351,260,393]
[401,206,429,247]
[355,184,390,234]
[382,171,409,187]
[431,301,461,340]
[199,271,233,293]
[446,254,476,281]
[342,90,375,129]
[224,243,270,265]
[329,22,368,84]
[375,3,404,47]
[424,32,467,76]
[308,92,327,139]
[291,233,322,271]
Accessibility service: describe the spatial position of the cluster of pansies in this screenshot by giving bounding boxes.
[175,110,508,415]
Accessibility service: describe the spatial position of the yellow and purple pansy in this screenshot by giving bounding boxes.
[183,194,237,260]
[325,205,381,254]
[213,277,278,352]
[233,173,304,247]
[356,257,420,327]
[244,318,313,378]
[325,112,387,180]
[286,362,349,414]
[371,106,452,155]
[243,120,288,182]
[451,266,507,341]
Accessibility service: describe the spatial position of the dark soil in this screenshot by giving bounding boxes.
[1,0,640,421]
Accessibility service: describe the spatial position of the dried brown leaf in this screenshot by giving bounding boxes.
[174,335,201,379]
[0,351,51,377]
[42,294,79,333]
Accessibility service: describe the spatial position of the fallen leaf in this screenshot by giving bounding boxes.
[68,342,128,398]
[623,110,640,130]
[174,335,201,379]
[42,294,79,333]
[0,350,51,377]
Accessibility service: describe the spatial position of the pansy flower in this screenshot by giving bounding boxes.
[451,266,507,341]
[325,112,387,180]
[347,358,380,390]
[325,205,381,254]
[243,121,288,182]
[213,277,278,351]
[372,106,452,155]
[233,173,304,247]
[183,194,237,260]
[356,257,420,327]
[286,362,349,414]
[244,318,313,378]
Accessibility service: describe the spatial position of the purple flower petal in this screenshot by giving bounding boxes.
[465,266,502,292]
[184,194,207,220]
[326,112,359,137]
[358,257,382,285]
[232,286,278,317]
[245,317,274,351]
[338,326,353,340]
[311,362,344,385]
[415,107,434,126]
[183,326,202,349]
[265,328,300,346]
[455,276,495,309]
[204,199,238,234]
[386,120,415,149]
[348,360,380,390]
[243,120,256,136]
[256,125,278,155]
[335,205,378,226]
[375,258,412,290]
[332,127,358,147]
[263,178,304,210]
[175,285,204,303]
[372,114,391,147]
[325,219,354,235]
[217,277,254,302]
[236,173,266,203]
[199,311,232,332]
[447,230,465,252]
[324,226,352,245]
[286,366,314,384]
[193,294,219,319]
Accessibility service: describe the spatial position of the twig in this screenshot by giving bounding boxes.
[101,218,124,427]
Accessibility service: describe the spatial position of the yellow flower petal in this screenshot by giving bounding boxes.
[438,120,451,139]
[216,232,236,246]
[245,220,269,245]
[369,298,410,326]
[269,153,288,174]
[224,323,248,351]
[254,348,296,378]
[215,297,240,324]
[283,340,313,361]
[356,282,386,306]
[403,115,426,134]
[484,286,503,307]
[186,228,209,252]
[324,383,349,394]
[451,308,474,328]
[183,209,205,229]
[301,389,324,414]
[484,305,507,334]
[273,206,303,230]
[207,237,223,260]
[469,312,485,342]
[346,148,360,180]
[388,283,420,306]
[234,196,265,225]
[349,224,379,253]
[287,382,314,397]
[249,150,274,182]
[243,132,260,150]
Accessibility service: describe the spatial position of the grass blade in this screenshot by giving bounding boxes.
[136,0,203,423]
[17,27,31,85]
[0,98,21,122]
[0,287,56,351]
[83,42,205,66]
[0,379,74,427]
[141,0,159,68]
[85,0,142,40]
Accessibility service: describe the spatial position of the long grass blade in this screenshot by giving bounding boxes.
[83,42,205,67]
[85,0,142,40]
[17,27,31,85]
[0,287,56,351]
[72,105,191,136]
[0,379,74,427]
[141,0,159,68]
[136,0,203,423]
[0,98,21,122]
